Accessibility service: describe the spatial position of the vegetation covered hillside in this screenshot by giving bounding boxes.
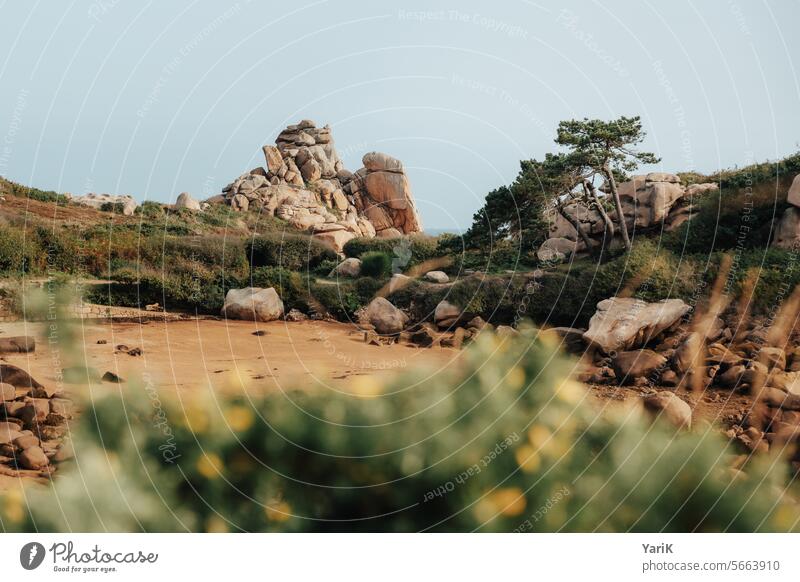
[4,130,800,329]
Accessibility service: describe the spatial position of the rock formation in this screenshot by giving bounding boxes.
[210,120,423,252]
[583,297,690,354]
[539,173,718,261]
[773,174,800,249]
[70,193,138,216]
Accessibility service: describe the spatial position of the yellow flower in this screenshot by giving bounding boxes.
[3,490,24,524]
[196,453,223,479]
[183,407,209,434]
[225,369,249,392]
[490,487,527,517]
[554,380,583,405]
[772,505,799,531]
[265,500,292,522]
[541,435,571,460]
[472,497,497,523]
[505,366,526,390]
[528,425,552,448]
[514,445,541,473]
[225,405,254,432]
[205,515,228,533]
[351,376,383,398]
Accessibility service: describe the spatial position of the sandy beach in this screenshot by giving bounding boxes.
[0,318,462,396]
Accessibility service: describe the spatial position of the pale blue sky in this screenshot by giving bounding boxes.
[1,0,798,230]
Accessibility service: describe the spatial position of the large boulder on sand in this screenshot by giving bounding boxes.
[365,297,408,334]
[583,297,690,354]
[221,287,284,322]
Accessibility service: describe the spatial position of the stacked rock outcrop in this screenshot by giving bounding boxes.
[211,120,422,251]
[538,173,718,262]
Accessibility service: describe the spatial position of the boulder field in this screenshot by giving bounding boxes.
[0,356,72,477]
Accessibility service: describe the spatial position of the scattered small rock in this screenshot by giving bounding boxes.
[285,308,308,322]
[424,271,449,284]
[0,382,15,402]
[19,446,49,470]
[101,371,126,384]
[643,392,692,430]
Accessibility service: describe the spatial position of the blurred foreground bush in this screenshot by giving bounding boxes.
[3,328,799,532]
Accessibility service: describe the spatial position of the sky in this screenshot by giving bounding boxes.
[0,0,798,231]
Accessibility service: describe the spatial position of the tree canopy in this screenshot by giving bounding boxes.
[462,115,659,256]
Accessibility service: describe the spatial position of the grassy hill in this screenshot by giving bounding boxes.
[3,151,799,326]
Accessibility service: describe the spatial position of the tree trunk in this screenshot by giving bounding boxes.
[557,203,595,257]
[603,165,632,252]
[583,180,615,252]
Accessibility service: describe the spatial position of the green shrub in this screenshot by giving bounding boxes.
[307,280,362,319]
[312,258,339,278]
[6,328,799,532]
[710,151,800,191]
[342,234,439,268]
[0,177,69,205]
[353,276,383,303]
[136,200,166,219]
[89,266,239,313]
[141,236,248,277]
[523,240,699,327]
[250,266,309,311]
[100,202,126,213]
[663,185,786,255]
[34,226,83,274]
[0,225,40,275]
[246,233,337,271]
[359,251,392,278]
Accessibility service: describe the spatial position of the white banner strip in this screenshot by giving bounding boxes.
[1,533,797,581]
